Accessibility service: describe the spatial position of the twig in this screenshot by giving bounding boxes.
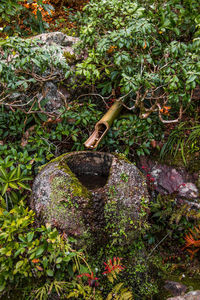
[147,231,172,259]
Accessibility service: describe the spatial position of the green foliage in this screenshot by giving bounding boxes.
[0,202,89,296]
[160,121,200,164]
[31,280,68,300]
[74,0,200,119]
[104,113,163,155]
[66,282,99,299]
[106,283,133,300]
[147,194,199,246]
[0,36,69,108]
[0,161,32,210]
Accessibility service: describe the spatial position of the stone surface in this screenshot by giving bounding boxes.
[3,32,79,114]
[139,157,199,200]
[167,290,200,300]
[42,81,69,112]
[31,32,79,113]
[33,31,79,55]
[31,151,149,242]
[164,280,187,296]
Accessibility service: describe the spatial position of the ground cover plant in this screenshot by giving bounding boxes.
[0,0,199,299]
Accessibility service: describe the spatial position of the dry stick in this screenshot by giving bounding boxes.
[2,95,37,107]
[157,103,183,123]
[147,231,172,259]
[77,93,112,107]
[0,94,11,103]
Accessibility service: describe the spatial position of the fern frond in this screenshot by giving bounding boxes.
[106,283,134,300]
[183,225,200,258]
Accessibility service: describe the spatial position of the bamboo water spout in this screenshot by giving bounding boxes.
[84,101,122,149]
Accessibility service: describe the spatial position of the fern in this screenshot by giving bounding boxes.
[103,257,124,284]
[169,204,190,225]
[183,225,200,258]
[32,280,67,300]
[106,283,133,300]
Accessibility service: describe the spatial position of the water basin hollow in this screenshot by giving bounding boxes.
[66,152,112,190]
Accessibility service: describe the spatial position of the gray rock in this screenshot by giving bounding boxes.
[31,151,149,243]
[42,81,67,112]
[164,280,187,296]
[33,31,79,49]
[140,157,199,200]
[167,290,200,300]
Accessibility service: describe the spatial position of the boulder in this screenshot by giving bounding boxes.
[31,32,79,113]
[31,151,149,243]
[32,31,79,55]
[3,32,80,114]
[164,280,187,296]
[139,157,199,200]
[167,290,200,300]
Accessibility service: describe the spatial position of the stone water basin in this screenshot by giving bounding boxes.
[31,151,149,243]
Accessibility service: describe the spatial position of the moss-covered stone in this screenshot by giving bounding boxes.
[32,151,150,245]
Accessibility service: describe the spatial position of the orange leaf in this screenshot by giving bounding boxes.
[32,259,39,263]
[36,265,43,271]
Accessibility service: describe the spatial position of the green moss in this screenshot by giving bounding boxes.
[63,51,76,64]
[40,154,92,232]
[58,159,90,198]
[38,152,71,171]
[112,152,131,164]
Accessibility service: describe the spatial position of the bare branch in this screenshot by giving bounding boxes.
[157,103,183,123]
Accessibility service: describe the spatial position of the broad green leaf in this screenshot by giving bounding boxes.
[18,182,31,191]
[27,232,34,243]
[0,167,8,180]
[15,260,24,269]
[35,245,45,257]
[46,269,54,277]
[9,168,17,180]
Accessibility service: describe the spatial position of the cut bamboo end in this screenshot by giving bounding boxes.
[84,121,109,149]
[84,100,123,149]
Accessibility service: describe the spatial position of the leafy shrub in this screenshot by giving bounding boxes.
[74,0,200,121]
[0,0,23,23]
[103,113,163,155]
[0,36,70,113]
[0,202,89,296]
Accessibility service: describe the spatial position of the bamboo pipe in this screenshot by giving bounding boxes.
[84,101,122,149]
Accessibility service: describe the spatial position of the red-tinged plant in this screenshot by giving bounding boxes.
[141,165,156,190]
[103,257,124,283]
[77,272,99,287]
[183,225,200,259]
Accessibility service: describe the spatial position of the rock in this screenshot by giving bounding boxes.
[4,33,80,115]
[31,32,79,113]
[167,290,200,300]
[42,81,69,112]
[32,31,79,55]
[139,157,199,200]
[164,280,187,296]
[31,151,149,243]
